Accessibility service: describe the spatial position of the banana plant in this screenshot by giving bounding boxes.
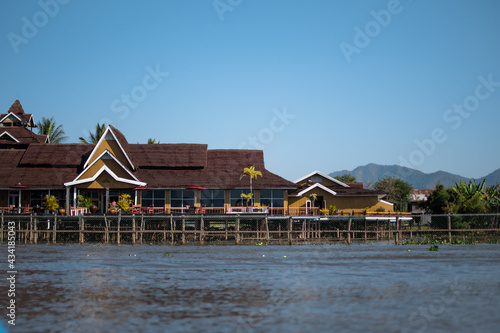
[240,193,253,207]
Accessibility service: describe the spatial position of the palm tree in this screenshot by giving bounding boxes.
[79,123,106,144]
[240,165,262,194]
[36,117,68,143]
[240,193,253,207]
[147,138,158,144]
[240,165,262,206]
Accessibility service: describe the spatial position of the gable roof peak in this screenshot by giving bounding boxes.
[8,100,25,115]
[293,170,349,188]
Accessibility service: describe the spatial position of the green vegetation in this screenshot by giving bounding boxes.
[240,165,262,205]
[373,176,412,211]
[79,123,106,144]
[43,195,59,213]
[422,179,500,215]
[36,117,68,143]
[116,193,132,211]
[77,195,93,209]
[334,174,357,183]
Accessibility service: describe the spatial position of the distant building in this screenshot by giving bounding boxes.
[409,189,434,213]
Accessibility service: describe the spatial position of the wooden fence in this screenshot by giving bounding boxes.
[1,212,499,245]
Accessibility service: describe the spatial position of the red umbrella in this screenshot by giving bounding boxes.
[131,185,151,191]
[186,185,206,190]
[130,185,150,206]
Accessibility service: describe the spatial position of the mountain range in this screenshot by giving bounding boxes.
[329,164,500,189]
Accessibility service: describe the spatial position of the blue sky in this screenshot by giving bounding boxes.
[1,0,499,182]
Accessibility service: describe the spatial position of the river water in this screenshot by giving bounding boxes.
[2,243,499,332]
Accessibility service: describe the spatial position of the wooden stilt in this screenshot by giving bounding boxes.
[52,215,57,244]
[141,214,145,244]
[347,216,352,244]
[181,216,185,245]
[170,215,173,244]
[117,210,121,245]
[200,215,204,243]
[132,215,136,245]
[235,216,240,245]
[265,216,270,241]
[79,216,83,245]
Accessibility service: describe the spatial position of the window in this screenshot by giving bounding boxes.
[142,190,166,207]
[170,190,194,208]
[200,190,225,207]
[260,190,284,207]
[30,190,49,208]
[230,189,252,206]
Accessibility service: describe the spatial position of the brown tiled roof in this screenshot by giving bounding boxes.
[0,166,78,189]
[1,100,34,124]
[19,144,94,167]
[288,185,386,197]
[127,144,208,169]
[0,150,26,168]
[0,127,47,144]
[134,150,295,189]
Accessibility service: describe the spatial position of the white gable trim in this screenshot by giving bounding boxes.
[66,149,139,183]
[293,183,338,197]
[0,131,20,143]
[293,170,349,188]
[64,165,146,187]
[379,200,394,207]
[0,112,22,123]
[83,126,135,170]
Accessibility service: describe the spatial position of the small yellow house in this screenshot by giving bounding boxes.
[288,171,393,214]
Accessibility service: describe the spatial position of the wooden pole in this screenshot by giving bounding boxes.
[225,217,228,240]
[141,214,145,244]
[104,215,109,244]
[364,218,367,241]
[265,216,270,241]
[170,214,173,244]
[287,216,292,243]
[376,220,379,241]
[79,216,83,245]
[398,214,402,241]
[448,214,452,243]
[132,214,136,246]
[235,216,240,245]
[52,215,57,244]
[117,210,121,245]
[181,215,185,245]
[34,216,38,244]
[347,215,352,244]
[200,215,204,243]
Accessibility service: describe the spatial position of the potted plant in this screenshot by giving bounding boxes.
[77,195,95,214]
[109,201,117,214]
[43,195,59,214]
[58,202,66,216]
[116,193,132,213]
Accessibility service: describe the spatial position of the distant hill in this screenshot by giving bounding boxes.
[330,163,500,189]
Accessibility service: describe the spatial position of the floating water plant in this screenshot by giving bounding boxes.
[429,245,439,251]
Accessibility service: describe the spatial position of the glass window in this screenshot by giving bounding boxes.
[230,189,252,207]
[200,190,225,207]
[260,189,284,207]
[141,190,166,207]
[30,190,49,208]
[170,190,194,208]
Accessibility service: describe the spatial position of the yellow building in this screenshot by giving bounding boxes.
[288,171,393,215]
